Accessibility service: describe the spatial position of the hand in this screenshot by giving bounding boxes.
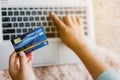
[9,51,36,80]
[50,13,87,49]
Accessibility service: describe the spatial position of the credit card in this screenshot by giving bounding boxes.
[11,26,48,54]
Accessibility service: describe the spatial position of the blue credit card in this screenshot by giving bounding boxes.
[11,26,48,54]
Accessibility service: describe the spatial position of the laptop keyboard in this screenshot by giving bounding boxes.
[1,7,88,40]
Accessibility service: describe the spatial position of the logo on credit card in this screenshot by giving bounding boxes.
[11,26,49,54]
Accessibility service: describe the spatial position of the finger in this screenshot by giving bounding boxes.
[15,57,20,69]
[26,52,33,65]
[19,51,28,70]
[71,16,78,25]
[50,12,67,30]
[26,52,33,58]
[9,51,17,70]
[63,15,73,26]
[28,57,33,65]
[76,16,81,25]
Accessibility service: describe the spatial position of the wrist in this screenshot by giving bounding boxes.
[70,40,88,51]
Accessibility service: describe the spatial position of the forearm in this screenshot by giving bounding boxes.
[71,42,109,80]
[50,13,109,80]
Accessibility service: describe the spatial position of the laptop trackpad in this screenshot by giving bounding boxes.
[33,42,59,66]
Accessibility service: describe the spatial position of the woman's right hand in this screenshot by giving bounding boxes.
[50,13,87,49]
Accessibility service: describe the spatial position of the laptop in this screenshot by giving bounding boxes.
[0,0,95,70]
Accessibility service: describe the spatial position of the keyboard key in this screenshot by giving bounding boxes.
[42,22,47,26]
[29,17,34,21]
[35,17,39,21]
[82,11,86,14]
[20,11,25,15]
[26,11,31,15]
[28,28,33,32]
[41,17,45,21]
[46,33,56,38]
[84,26,87,30]
[8,8,12,10]
[83,21,87,25]
[16,29,21,33]
[8,11,13,16]
[11,35,16,39]
[22,28,27,33]
[19,23,24,27]
[3,29,15,33]
[2,17,10,22]
[85,32,88,35]
[14,11,19,16]
[37,11,42,15]
[45,28,50,32]
[24,8,28,10]
[70,11,74,14]
[3,35,9,40]
[2,8,6,10]
[11,17,16,22]
[32,11,36,15]
[48,22,53,26]
[25,23,30,27]
[19,8,23,10]
[40,7,43,9]
[35,8,38,10]
[60,11,64,14]
[23,17,28,21]
[31,23,36,26]
[2,23,12,28]
[13,23,18,27]
[2,12,7,16]
[13,8,17,10]
[46,16,51,21]
[43,11,47,15]
[54,11,58,14]
[37,22,41,26]
[83,16,87,19]
[45,7,48,9]
[49,11,52,14]
[29,8,33,10]
[65,11,69,14]
[75,11,81,14]
[17,17,22,21]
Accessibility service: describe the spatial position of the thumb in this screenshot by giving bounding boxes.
[19,51,28,70]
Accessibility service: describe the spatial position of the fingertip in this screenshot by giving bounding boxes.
[50,12,56,18]
[50,12,55,15]
[30,51,34,54]
[19,51,25,57]
[26,52,33,58]
[9,51,17,60]
[50,12,66,30]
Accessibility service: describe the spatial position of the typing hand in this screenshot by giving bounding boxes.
[50,13,86,49]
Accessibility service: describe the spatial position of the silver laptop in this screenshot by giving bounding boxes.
[0,0,95,70]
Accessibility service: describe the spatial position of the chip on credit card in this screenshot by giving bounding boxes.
[11,26,48,54]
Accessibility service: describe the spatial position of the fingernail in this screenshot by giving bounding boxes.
[19,51,24,56]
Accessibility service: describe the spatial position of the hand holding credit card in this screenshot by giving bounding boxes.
[11,26,48,54]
